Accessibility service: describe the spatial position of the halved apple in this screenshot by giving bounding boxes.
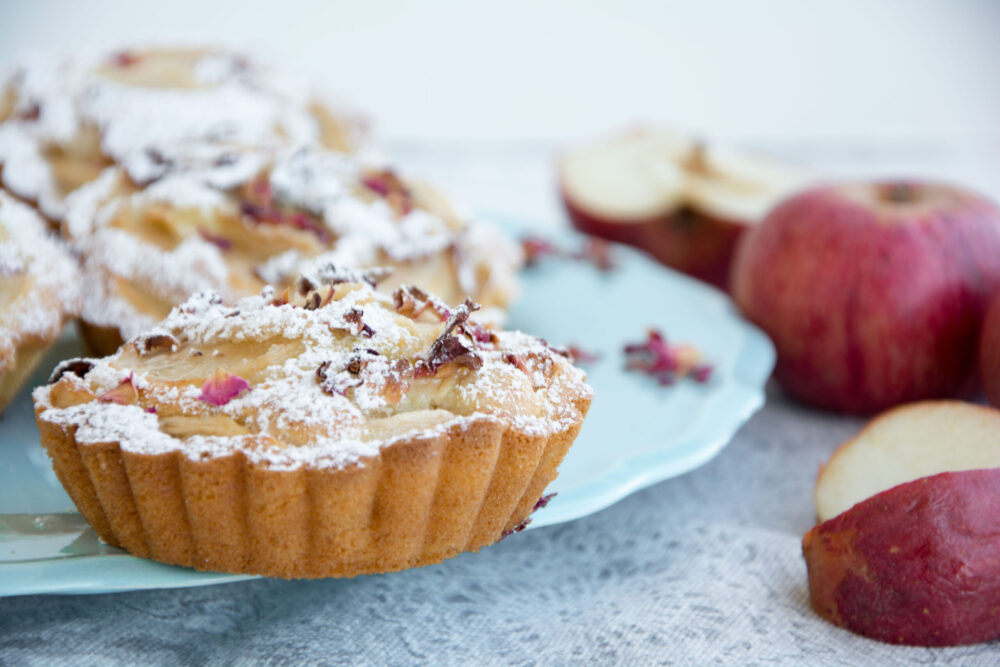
[804,401,1000,646]
[558,127,808,288]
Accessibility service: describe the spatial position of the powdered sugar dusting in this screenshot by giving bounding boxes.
[0,46,366,217]
[0,190,80,370]
[36,280,590,470]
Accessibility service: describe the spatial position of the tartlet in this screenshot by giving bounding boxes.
[0,46,366,218]
[0,189,80,411]
[33,272,591,578]
[64,146,520,354]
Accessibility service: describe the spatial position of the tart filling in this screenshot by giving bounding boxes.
[65,147,520,348]
[36,273,586,469]
[0,46,366,217]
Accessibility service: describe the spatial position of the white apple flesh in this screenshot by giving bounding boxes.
[814,401,1000,522]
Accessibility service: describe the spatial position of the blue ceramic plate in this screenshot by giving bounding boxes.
[0,218,774,596]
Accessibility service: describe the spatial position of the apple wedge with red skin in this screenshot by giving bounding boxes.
[558,128,807,289]
[733,181,1000,414]
[804,401,1000,646]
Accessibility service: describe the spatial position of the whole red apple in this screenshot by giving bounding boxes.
[732,181,1000,414]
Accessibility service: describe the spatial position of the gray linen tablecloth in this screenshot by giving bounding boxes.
[2,386,998,665]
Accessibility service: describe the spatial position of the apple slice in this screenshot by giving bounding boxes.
[804,401,1000,646]
[980,292,1000,408]
[558,127,808,288]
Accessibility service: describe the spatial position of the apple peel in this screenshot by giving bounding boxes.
[804,401,1000,646]
[804,468,1000,646]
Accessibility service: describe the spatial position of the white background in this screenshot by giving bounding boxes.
[2,0,998,218]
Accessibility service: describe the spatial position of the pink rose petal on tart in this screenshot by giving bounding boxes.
[97,374,138,405]
[198,369,250,406]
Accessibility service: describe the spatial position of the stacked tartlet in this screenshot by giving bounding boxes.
[0,46,366,218]
[64,146,519,354]
[0,190,80,411]
[0,45,591,578]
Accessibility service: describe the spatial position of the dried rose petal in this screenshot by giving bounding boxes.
[199,229,232,251]
[198,369,250,406]
[393,285,431,318]
[362,169,413,217]
[382,359,413,405]
[303,292,322,311]
[567,344,600,365]
[504,352,553,389]
[311,265,392,290]
[342,308,375,338]
[239,173,331,242]
[573,238,616,272]
[16,103,41,122]
[521,235,617,272]
[316,350,381,396]
[623,329,713,386]
[691,364,714,383]
[521,236,559,267]
[269,288,291,307]
[242,173,274,208]
[415,299,483,378]
[500,492,557,540]
[505,353,531,376]
[533,493,556,512]
[500,517,532,540]
[392,285,451,321]
[110,51,140,67]
[98,375,138,405]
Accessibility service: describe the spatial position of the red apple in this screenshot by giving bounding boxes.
[558,127,808,288]
[732,181,1000,414]
[804,401,1000,646]
[979,293,1000,407]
